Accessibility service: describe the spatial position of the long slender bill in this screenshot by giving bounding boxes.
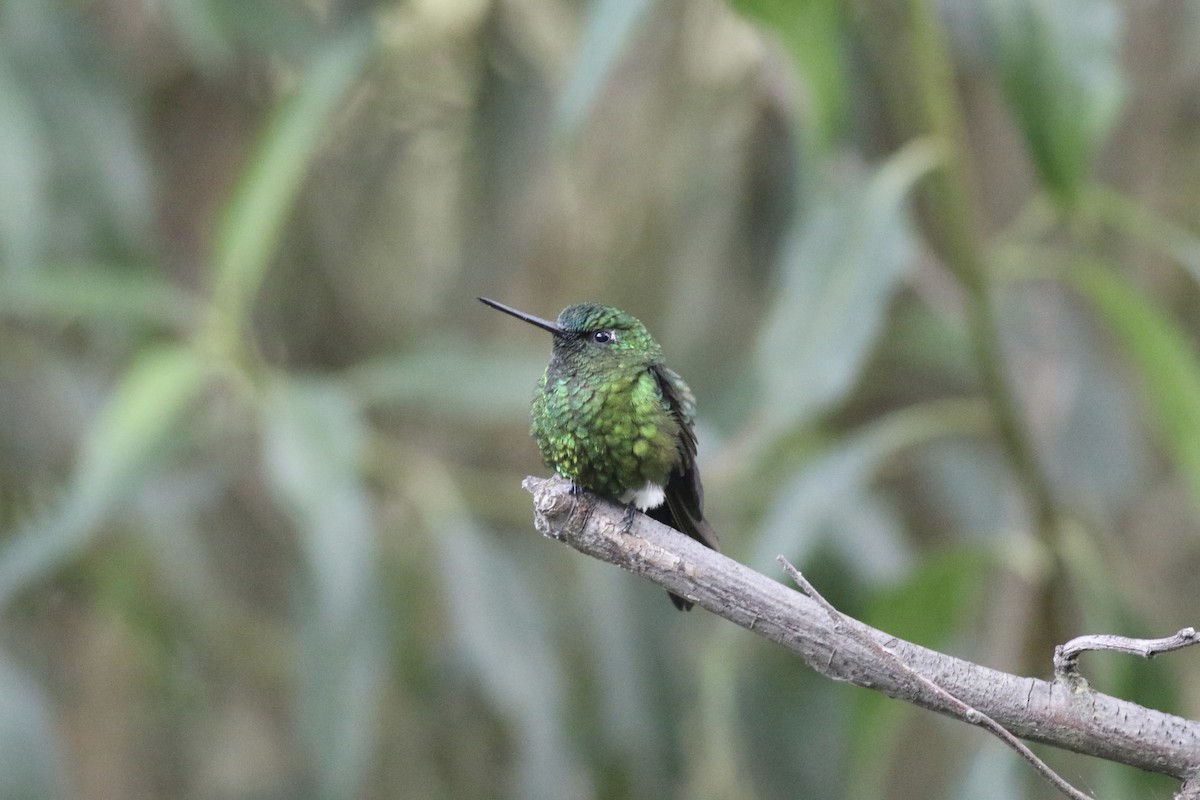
[478,297,565,335]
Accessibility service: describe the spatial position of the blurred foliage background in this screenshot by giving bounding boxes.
[2,0,1200,798]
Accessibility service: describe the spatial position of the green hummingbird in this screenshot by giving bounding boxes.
[479,297,719,610]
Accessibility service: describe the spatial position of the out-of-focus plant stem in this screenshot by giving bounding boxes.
[898,0,1059,547]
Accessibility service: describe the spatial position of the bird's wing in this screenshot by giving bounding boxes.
[649,365,719,554]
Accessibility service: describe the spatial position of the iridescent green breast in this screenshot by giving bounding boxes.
[531,365,683,498]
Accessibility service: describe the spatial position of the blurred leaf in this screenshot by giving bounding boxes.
[885,302,975,384]
[846,546,993,799]
[211,24,373,339]
[0,262,198,329]
[949,740,1024,800]
[163,0,322,68]
[689,630,759,800]
[755,141,939,435]
[728,0,847,145]
[72,347,207,509]
[263,379,372,622]
[345,339,550,420]
[0,0,153,266]
[0,345,208,611]
[1073,265,1200,512]
[415,465,590,799]
[261,379,387,800]
[444,525,590,799]
[0,0,155,262]
[0,653,65,800]
[910,439,1016,539]
[54,87,154,255]
[556,0,655,133]
[997,282,1151,505]
[1085,187,1200,287]
[128,468,232,635]
[863,547,992,649]
[753,398,987,573]
[576,564,672,796]
[0,48,48,273]
[735,636,848,800]
[161,0,234,66]
[820,493,911,585]
[954,736,1175,800]
[983,0,1124,203]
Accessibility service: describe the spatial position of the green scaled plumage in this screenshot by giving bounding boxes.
[479,297,719,611]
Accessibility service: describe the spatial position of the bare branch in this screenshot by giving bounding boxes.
[1055,628,1200,687]
[522,475,1200,787]
[779,557,1092,800]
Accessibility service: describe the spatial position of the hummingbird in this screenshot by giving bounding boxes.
[479,297,719,610]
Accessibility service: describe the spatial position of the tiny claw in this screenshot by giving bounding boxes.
[561,483,596,540]
[618,504,638,535]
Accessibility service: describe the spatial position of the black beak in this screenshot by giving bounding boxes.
[478,297,565,335]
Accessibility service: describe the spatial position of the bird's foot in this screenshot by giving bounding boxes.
[618,504,638,536]
[556,479,595,541]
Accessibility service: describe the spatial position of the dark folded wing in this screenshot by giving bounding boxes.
[649,365,719,554]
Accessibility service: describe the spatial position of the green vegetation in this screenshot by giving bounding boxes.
[0,1,1197,798]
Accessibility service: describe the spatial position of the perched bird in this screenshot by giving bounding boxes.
[479,297,719,610]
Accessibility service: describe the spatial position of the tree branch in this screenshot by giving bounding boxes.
[522,475,1200,789]
[1055,628,1200,687]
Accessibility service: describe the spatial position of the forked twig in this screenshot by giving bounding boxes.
[1055,628,1200,687]
[777,556,1094,800]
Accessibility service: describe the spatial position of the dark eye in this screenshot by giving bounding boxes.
[592,330,614,344]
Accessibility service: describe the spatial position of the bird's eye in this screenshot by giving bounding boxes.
[592,330,615,344]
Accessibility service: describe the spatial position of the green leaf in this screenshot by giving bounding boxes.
[0,345,208,611]
[1073,265,1200,511]
[728,0,848,145]
[73,347,208,509]
[864,547,992,647]
[0,262,197,329]
[754,140,940,435]
[211,25,373,338]
[261,379,387,800]
[984,0,1124,203]
[1084,187,1200,288]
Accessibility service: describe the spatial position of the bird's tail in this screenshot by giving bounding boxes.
[649,503,718,612]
